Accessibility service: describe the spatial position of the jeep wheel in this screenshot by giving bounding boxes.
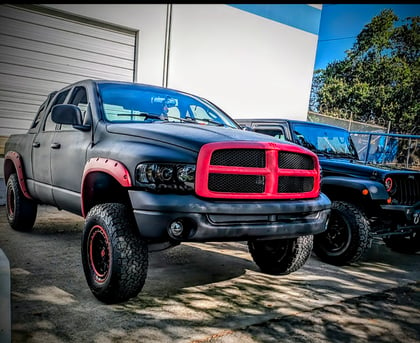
[248,235,313,275]
[82,203,148,304]
[313,201,371,265]
[383,233,420,254]
[6,173,37,231]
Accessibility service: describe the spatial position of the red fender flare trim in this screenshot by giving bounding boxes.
[4,151,33,200]
[81,157,132,217]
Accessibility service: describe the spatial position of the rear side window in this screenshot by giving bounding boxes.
[30,103,46,131]
[29,91,57,132]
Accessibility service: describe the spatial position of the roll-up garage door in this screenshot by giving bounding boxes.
[0,4,137,147]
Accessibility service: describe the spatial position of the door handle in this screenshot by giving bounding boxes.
[32,142,40,148]
[51,143,61,149]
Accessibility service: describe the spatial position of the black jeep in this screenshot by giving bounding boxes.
[237,118,420,265]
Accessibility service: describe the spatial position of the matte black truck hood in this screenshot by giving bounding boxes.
[106,122,285,151]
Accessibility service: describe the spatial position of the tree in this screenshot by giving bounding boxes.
[310,9,420,134]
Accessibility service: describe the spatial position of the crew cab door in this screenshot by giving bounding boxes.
[31,89,70,205]
[50,86,92,215]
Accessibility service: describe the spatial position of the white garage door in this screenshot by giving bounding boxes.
[0,4,137,138]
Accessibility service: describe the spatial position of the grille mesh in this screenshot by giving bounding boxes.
[278,152,314,170]
[199,144,318,198]
[278,177,314,193]
[210,149,265,167]
[208,174,265,193]
[390,174,420,205]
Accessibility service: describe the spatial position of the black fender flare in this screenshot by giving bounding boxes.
[321,176,389,201]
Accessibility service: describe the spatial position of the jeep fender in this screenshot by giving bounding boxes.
[4,151,32,199]
[81,157,132,217]
[321,176,389,201]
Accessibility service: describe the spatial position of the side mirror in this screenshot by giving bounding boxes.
[51,104,90,131]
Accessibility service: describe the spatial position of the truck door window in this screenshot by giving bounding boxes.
[60,87,88,131]
[44,89,70,131]
[255,128,286,141]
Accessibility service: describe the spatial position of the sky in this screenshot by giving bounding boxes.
[314,4,420,70]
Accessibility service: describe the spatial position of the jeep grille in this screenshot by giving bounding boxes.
[196,141,320,199]
[389,174,420,205]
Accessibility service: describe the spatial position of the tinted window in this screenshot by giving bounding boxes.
[44,89,70,131]
[292,123,358,158]
[60,87,88,130]
[98,83,239,128]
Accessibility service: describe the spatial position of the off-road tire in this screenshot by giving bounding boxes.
[313,200,371,265]
[5,173,37,231]
[248,235,313,275]
[82,203,148,304]
[383,233,420,254]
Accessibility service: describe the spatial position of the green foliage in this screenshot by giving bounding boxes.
[311,9,420,134]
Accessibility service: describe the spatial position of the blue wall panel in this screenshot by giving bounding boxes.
[228,4,321,35]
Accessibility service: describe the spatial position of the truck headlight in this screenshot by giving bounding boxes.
[136,163,195,193]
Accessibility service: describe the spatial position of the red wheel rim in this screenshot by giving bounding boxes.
[6,187,15,218]
[88,225,110,283]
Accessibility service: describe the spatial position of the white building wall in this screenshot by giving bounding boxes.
[169,4,320,119]
[43,4,321,120]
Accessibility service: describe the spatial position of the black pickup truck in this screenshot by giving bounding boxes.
[3,80,330,303]
[237,118,420,266]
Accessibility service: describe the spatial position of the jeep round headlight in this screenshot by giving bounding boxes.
[136,163,196,193]
[384,177,393,192]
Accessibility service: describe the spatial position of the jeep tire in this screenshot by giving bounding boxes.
[6,173,37,231]
[248,235,313,275]
[82,203,148,304]
[383,233,420,254]
[313,200,371,265]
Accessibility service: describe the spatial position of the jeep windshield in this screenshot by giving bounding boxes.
[291,122,359,159]
[98,83,239,128]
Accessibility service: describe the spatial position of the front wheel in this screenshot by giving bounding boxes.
[248,235,313,275]
[313,201,371,265]
[383,233,420,254]
[6,173,37,231]
[82,203,148,304]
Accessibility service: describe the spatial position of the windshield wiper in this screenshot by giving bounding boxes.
[164,115,225,126]
[316,150,355,159]
[116,112,167,121]
[115,112,225,126]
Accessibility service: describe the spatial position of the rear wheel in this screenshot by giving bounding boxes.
[383,233,420,254]
[82,203,148,304]
[248,235,313,275]
[6,173,37,231]
[313,200,371,265]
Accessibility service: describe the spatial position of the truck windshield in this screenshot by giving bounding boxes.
[98,83,239,128]
[292,123,359,159]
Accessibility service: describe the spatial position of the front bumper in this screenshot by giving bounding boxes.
[128,191,331,242]
[380,202,420,228]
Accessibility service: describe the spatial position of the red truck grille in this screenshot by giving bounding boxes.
[195,141,320,199]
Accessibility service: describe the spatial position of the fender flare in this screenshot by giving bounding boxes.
[321,176,389,201]
[4,151,32,199]
[81,157,132,217]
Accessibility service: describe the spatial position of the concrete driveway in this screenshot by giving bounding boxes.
[0,204,419,343]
